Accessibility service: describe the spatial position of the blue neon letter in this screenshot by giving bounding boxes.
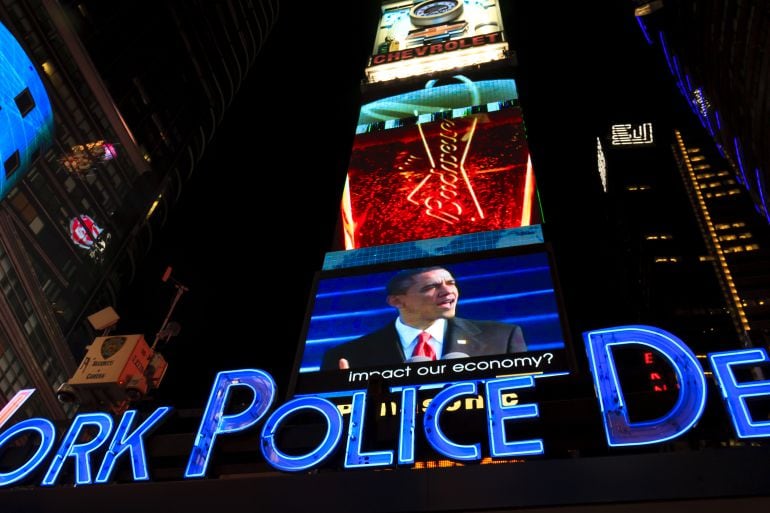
[42,413,113,485]
[344,391,393,468]
[0,389,56,487]
[95,407,172,483]
[709,349,770,438]
[0,416,55,487]
[185,369,276,478]
[424,381,480,461]
[584,325,707,447]
[485,376,543,457]
[261,396,343,472]
[396,386,417,465]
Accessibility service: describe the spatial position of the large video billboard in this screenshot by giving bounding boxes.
[341,105,538,250]
[290,245,572,397]
[366,0,509,83]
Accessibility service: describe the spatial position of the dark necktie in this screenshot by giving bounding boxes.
[412,331,436,360]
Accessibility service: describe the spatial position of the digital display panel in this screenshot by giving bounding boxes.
[366,1,508,83]
[290,246,572,397]
[357,74,519,132]
[0,20,53,200]
[341,105,539,250]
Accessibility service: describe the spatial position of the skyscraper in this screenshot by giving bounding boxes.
[0,0,277,419]
[634,0,770,225]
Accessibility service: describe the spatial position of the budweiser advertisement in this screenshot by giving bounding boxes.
[340,105,539,250]
[366,0,509,83]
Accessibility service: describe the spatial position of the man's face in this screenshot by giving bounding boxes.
[388,268,459,329]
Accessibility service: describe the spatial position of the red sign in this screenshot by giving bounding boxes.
[341,107,539,249]
[69,215,103,249]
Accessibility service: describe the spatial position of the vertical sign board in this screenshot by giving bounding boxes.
[366,0,509,83]
[340,71,541,250]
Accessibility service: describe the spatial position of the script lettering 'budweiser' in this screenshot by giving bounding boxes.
[341,107,538,249]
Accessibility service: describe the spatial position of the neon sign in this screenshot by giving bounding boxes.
[0,325,769,487]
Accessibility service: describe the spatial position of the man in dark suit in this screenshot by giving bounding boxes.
[321,266,526,371]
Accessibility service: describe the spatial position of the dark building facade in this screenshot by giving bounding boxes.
[635,0,770,227]
[0,0,277,420]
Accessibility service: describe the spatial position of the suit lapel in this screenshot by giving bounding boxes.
[444,318,485,357]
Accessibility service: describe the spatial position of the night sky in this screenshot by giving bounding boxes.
[113,2,685,409]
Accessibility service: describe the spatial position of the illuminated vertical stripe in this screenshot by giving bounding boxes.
[675,131,751,337]
[755,167,770,223]
[521,153,535,225]
[635,16,653,45]
[0,389,35,429]
[458,117,485,220]
[733,138,750,189]
[341,174,356,250]
[659,32,674,76]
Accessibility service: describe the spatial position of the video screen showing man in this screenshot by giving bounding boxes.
[321,266,526,371]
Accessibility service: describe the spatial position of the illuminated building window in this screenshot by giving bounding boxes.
[654,256,679,263]
[699,255,715,262]
[737,232,753,239]
[713,192,725,198]
[715,223,731,230]
[698,173,715,179]
[723,246,742,254]
[732,222,746,228]
[626,184,652,191]
[719,234,737,241]
[745,244,759,251]
[690,155,706,162]
[705,192,714,198]
[727,189,740,195]
[645,234,673,240]
[717,170,730,177]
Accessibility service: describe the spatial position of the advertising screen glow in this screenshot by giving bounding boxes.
[292,247,571,397]
[342,106,538,249]
[367,1,508,83]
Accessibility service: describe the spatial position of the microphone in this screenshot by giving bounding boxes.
[442,352,469,359]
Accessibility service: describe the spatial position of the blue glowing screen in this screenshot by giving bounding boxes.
[0,21,53,200]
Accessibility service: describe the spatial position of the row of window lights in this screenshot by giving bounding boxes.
[626,185,652,191]
[719,233,753,241]
[645,234,673,241]
[696,171,730,180]
[715,222,747,230]
[722,244,759,253]
[704,189,741,198]
[698,179,737,189]
[742,299,768,307]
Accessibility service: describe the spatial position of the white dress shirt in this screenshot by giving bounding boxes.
[395,317,446,360]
